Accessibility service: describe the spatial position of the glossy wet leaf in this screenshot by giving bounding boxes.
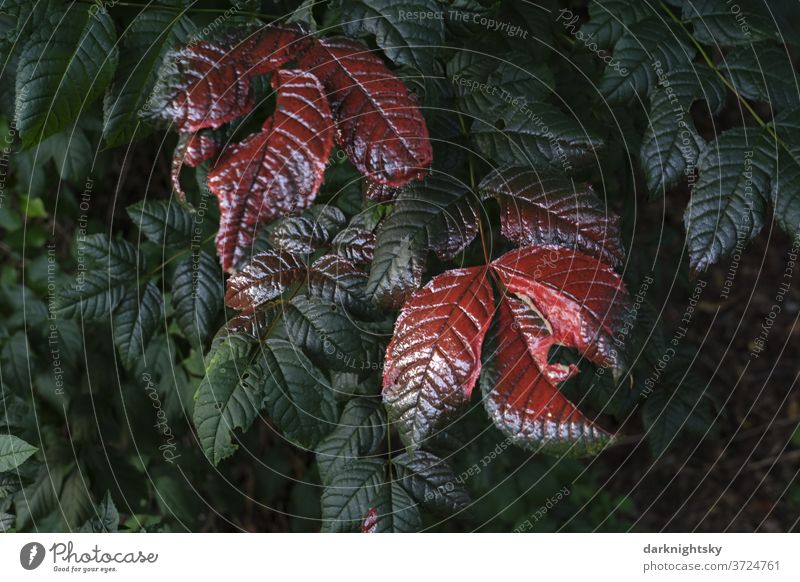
[579,0,652,49]
[283,296,369,372]
[481,296,611,456]
[78,233,143,283]
[193,334,264,465]
[320,458,385,532]
[268,215,330,255]
[684,128,773,273]
[112,282,163,369]
[392,450,470,513]
[383,267,495,449]
[260,339,337,448]
[308,255,372,316]
[490,245,630,370]
[598,18,693,105]
[683,0,777,47]
[15,3,118,146]
[127,199,194,248]
[56,273,128,320]
[208,69,334,271]
[471,103,604,171]
[298,36,432,186]
[770,109,800,239]
[366,174,479,308]
[332,227,376,265]
[479,166,624,268]
[224,250,307,312]
[368,481,422,532]
[145,25,310,133]
[172,251,224,348]
[721,43,796,112]
[340,0,445,74]
[316,398,386,484]
[640,66,725,196]
[104,11,194,146]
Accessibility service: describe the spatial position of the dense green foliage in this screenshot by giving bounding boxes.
[0,0,798,532]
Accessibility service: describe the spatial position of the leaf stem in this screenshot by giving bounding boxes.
[148,231,216,277]
[457,111,491,265]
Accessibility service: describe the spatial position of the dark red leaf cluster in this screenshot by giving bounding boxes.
[383,242,629,455]
[155,25,432,272]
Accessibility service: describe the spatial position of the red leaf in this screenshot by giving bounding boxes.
[363,179,399,202]
[208,69,334,271]
[332,227,376,264]
[483,295,611,455]
[245,25,313,76]
[151,26,310,133]
[490,245,629,369]
[480,167,624,268]
[383,267,495,449]
[224,250,307,312]
[298,37,432,186]
[172,131,220,200]
[361,507,379,533]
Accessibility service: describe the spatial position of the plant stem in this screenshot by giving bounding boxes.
[149,231,216,277]
[457,111,492,265]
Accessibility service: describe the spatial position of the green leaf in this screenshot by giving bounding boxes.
[471,103,604,171]
[78,233,143,283]
[104,11,194,146]
[578,0,653,49]
[283,296,367,372]
[683,0,777,47]
[113,282,163,369]
[260,339,338,448]
[447,52,554,121]
[59,467,93,530]
[643,377,717,457]
[684,128,773,272]
[193,334,263,465]
[640,66,726,196]
[37,124,92,183]
[268,215,330,255]
[370,481,422,532]
[1,331,31,390]
[599,18,694,105]
[135,334,193,420]
[171,251,223,348]
[0,435,37,472]
[152,472,201,525]
[56,273,127,320]
[316,398,386,485]
[770,109,800,238]
[127,200,195,247]
[366,174,478,308]
[392,450,470,514]
[15,464,63,531]
[79,491,119,532]
[320,458,385,532]
[15,2,118,146]
[0,394,33,430]
[287,0,318,31]
[721,44,796,112]
[339,0,445,74]
[307,255,372,317]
